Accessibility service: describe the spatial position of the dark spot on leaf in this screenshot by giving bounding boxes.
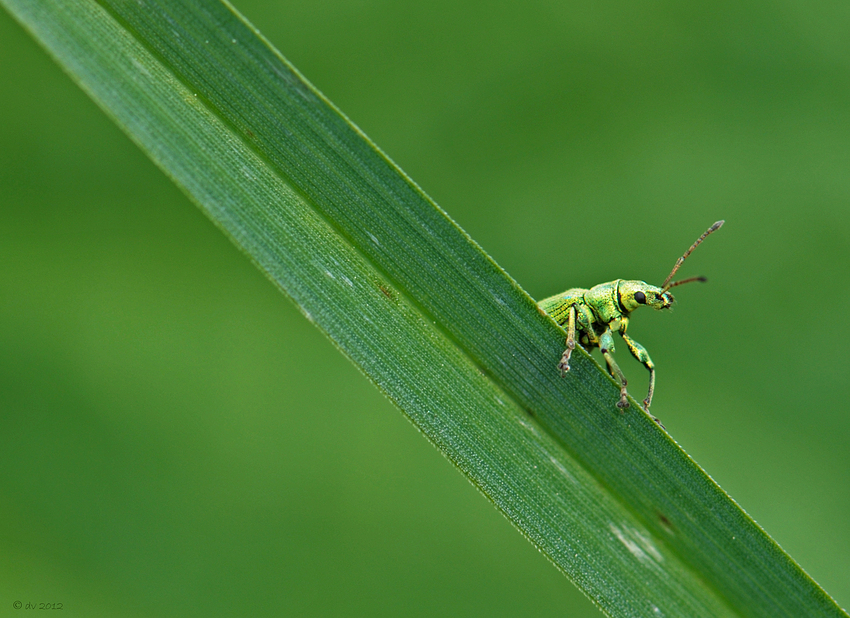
[246,129,255,138]
[379,285,395,301]
[525,407,536,417]
[657,512,674,531]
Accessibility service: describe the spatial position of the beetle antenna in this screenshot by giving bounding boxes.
[666,275,707,289]
[662,220,724,291]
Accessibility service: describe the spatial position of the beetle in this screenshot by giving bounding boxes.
[538,220,724,416]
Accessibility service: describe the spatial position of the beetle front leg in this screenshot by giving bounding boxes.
[557,305,577,376]
[621,333,656,411]
[599,329,629,409]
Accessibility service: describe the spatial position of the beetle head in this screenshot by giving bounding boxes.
[619,280,674,313]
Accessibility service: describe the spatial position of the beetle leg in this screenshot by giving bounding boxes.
[576,304,598,346]
[599,329,629,409]
[621,333,656,412]
[557,305,577,376]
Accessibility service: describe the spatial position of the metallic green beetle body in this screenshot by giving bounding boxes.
[538,221,724,415]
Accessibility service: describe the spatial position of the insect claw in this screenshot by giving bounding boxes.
[557,350,572,376]
[642,399,666,428]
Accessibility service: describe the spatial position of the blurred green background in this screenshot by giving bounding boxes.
[2,0,849,615]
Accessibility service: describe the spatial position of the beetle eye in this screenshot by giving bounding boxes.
[634,291,646,304]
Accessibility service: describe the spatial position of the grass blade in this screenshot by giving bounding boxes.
[2,0,845,615]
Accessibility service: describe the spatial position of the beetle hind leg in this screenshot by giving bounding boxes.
[557,306,577,376]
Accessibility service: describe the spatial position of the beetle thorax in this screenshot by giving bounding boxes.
[584,280,622,323]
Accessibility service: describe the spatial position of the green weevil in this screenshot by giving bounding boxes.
[538,220,724,415]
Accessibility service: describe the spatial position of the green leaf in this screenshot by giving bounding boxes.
[2,0,844,616]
